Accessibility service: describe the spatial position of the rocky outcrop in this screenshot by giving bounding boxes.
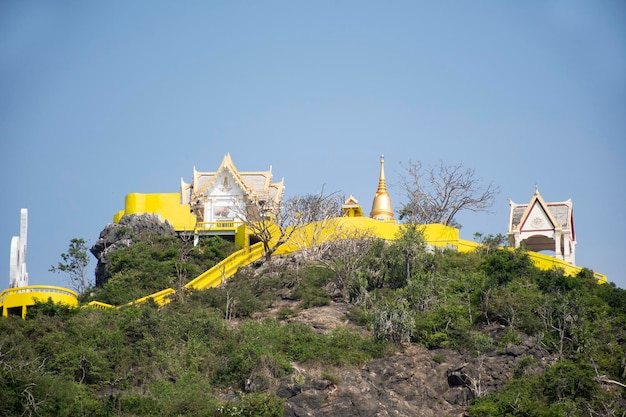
[275,335,553,417]
[240,292,555,417]
[236,258,557,416]
[90,214,176,287]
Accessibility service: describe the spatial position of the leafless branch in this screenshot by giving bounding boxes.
[398,160,499,227]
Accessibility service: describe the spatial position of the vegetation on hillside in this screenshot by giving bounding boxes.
[88,235,236,305]
[2,227,625,416]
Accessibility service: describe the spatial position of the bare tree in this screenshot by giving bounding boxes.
[175,234,195,302]
[398,160,499,227]
[288,188,345,261]
[238,198,292,261]
[238,188,344,262]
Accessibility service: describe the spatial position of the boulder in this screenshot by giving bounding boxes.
[90,214,176,287]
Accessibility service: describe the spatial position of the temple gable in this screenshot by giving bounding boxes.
[520,200,556,232]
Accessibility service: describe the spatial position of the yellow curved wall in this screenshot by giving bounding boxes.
[0,286,78,319]
[114,193,197,231]
[275,217,459,255]
[274,217,604,282]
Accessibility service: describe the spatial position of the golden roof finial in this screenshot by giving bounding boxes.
[370,154,394,221]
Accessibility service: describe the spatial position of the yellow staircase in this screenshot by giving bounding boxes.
[86,242,267,310]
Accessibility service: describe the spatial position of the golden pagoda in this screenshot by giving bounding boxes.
[370,155,395,222]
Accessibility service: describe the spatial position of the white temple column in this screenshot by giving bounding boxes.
[554,230,562,259]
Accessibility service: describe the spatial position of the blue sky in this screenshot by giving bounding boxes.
[2,1,625,290]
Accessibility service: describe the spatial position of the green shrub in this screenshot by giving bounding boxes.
[372,302,414,344]
[347,306,373,327]
[292,265,332,308]
[321,371,342,384]
[217,393,285,417]
[276,307,297,319]
[433,353,446,364]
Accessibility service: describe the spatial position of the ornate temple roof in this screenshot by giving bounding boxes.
[509,187,575,241]
[342,194,364,217]
[181,153,284,205]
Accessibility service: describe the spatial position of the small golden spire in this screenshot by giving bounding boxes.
[370,155,394,221]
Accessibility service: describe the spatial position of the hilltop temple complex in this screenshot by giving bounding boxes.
[1,154,605,318]
[112,154,397,246]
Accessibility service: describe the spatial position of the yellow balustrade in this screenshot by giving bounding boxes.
[0,285,78,319]
[85,300,116,310]
[195,221,242,232]
[125,288,177,308]
[185,242,265,291]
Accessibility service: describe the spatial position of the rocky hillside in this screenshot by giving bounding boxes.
[2,226,625,417]
[232,259,560,417]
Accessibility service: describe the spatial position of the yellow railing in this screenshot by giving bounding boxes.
[83,242,266,311]
[194,221,243,232]
[85,300,116,310]
[85,288,177,310]
[185,242,264,290]
[125,287,177,308]
[0,285,79,318]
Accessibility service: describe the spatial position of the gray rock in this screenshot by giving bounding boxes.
[275,325,555,417]
[90,214,176,287]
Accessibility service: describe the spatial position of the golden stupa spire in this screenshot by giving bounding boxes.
[370,154,394,221]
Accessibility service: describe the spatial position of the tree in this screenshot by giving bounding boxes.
[473,232,508,256]
[174,234,195,303]
[320,229,381,303]
[385,224,429,287]
[398,160,499,227]
[50,238,91,294]
[288,188,345,261]
[239,189,343,261]
[239,197,301,261]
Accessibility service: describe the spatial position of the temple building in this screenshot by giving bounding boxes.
[181,153,284,224]
[341,195,364,217]
[508,187,576,265]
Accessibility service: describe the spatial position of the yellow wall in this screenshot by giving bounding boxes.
[275,217,459,255]
[274,217,604,282]
[114,193,197,231]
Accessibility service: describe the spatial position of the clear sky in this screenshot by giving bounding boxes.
[2,1,625,290]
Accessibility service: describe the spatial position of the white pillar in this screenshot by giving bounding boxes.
[554,230,562,260]
[9,209,28,288]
